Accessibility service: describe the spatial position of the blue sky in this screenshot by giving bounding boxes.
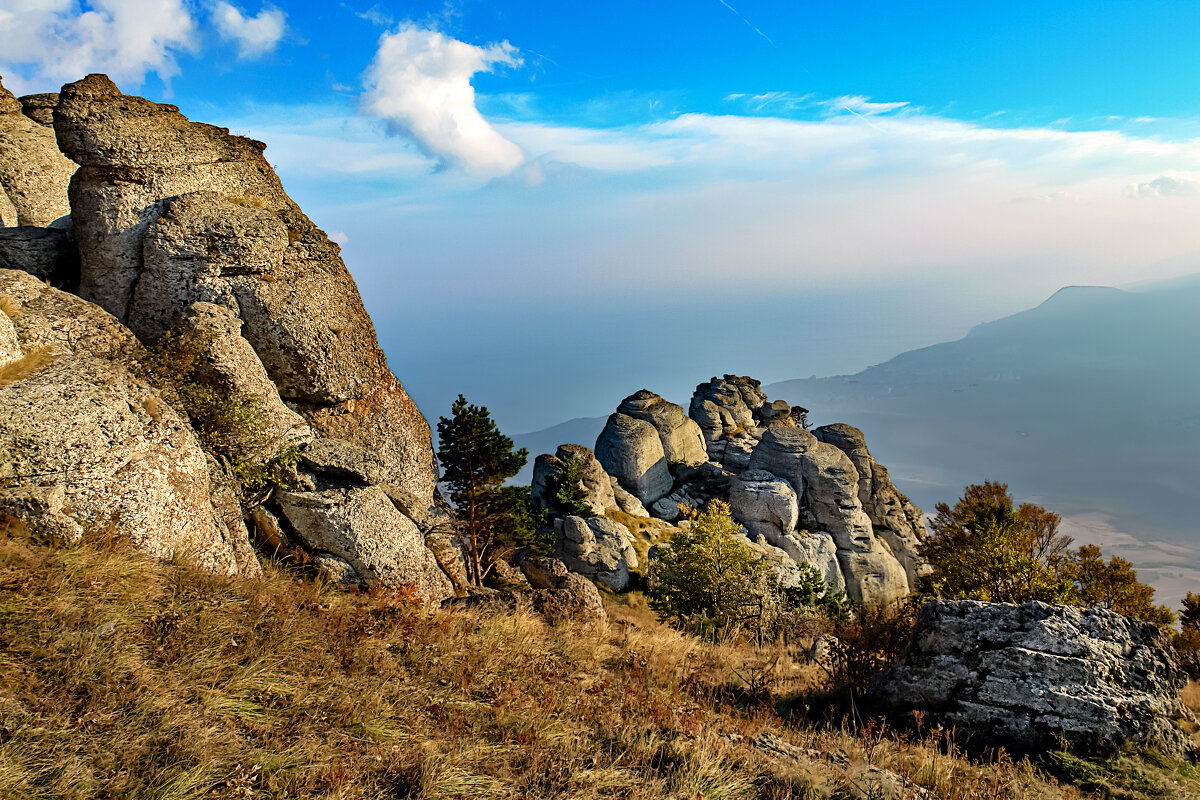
[4,0,1200,431]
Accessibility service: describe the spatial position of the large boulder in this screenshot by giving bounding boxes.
[555,515,637,591]
[54,74,441,517]
[871,601,1191,757]
[594,412,673,506]
[530,443,617,515]
[0,269,258,576]
[815,423,928,585]
[617,389,707,467]
[0,77,74,227]
[728,469,799,542]
[276,484,453,605]
[516,555,607,625]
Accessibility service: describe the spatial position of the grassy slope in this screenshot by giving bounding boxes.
[1,525,1198,800]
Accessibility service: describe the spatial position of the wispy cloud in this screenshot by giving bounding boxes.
[826,95,911,117]
[359,24,525,175]
[724,91,812,114]
[1128,175,1200,198]
[714,0,773,45]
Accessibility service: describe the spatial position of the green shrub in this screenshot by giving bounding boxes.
[138,328,291,496]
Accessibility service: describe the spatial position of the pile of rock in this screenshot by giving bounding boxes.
[533,376,927,605]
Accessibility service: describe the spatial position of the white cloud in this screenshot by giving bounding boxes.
[1128,175,1200,198]
[827,95,910,116]
[211,1,285,59]
[0,0,198,92]
[359,24,524,175]
[328,230,350,245]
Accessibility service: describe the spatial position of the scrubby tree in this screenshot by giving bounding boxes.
[920,482,1072,603]
[784,563,851,622]
[647,500,775,638]
[437,395,531,585]
[1061,545,1175,625]
[923,481,1174,626]
[1173,592,1200,679]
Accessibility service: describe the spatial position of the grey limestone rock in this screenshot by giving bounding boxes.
[54,74,440,519]
[728,469,799,542]
[177,302,312,457]
[530,443,617,515]
[609,476,649,516]
[18,93,58,127]
[555,515,636,591]
[0,77,74,227]
[688,375,796,467]
[0,269,257,576]
[617,389,708,466]
[0,226,78,287]
[872,600,1191,757]
[594,412,673,506]
[277,484,453,605]
[749,424,908,605]
[815,423,929,585]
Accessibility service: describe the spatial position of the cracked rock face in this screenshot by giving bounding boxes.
[871,600,1191,757]
[0,78,74,227]
[594,412,673,506]
[53,74,440,515]
[0,268,259,576]
[617,389,708,467]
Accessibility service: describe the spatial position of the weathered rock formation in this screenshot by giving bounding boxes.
[555,515,637,591]
[595,412,673,505]
[0,269,258,575]
[815,423,929,586]
[871,601,1191,757]
[0,77,75,227]
[531,443,618,515]
[0,75,457,605]
[533,378,925,605]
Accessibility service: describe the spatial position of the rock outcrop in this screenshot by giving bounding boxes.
[815,423,929,585]
[531,443,617,515]
[0,269,258,576]
[872,600,1191,756]
[555,515,637,591]
[617,390,707,467]
[2,73,455,596]
[748,424,910,605]
[0,77,75,227]
[536,376,924,606]
[594,412,673,505]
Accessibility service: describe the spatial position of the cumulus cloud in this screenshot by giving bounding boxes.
[212,1,286,58]
[1128,175,1200,198]
[359,24,524,175]
[0,0,197,91]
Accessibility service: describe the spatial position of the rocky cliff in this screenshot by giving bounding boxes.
[532,375,928,605]
[0,74,454,605]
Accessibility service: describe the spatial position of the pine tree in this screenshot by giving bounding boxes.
[436,395,529,586]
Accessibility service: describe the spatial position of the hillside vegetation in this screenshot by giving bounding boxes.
[2,524,1199,800]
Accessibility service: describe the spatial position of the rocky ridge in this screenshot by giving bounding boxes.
[0,74,453,605]
[532,376,926,605]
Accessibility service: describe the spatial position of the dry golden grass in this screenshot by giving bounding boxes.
[1183,681,1200,715]
[0,529,1196,800]
[0,294,20,318]
[0,346,56,387]
[605,509,674,575]
[228,195,270,209]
